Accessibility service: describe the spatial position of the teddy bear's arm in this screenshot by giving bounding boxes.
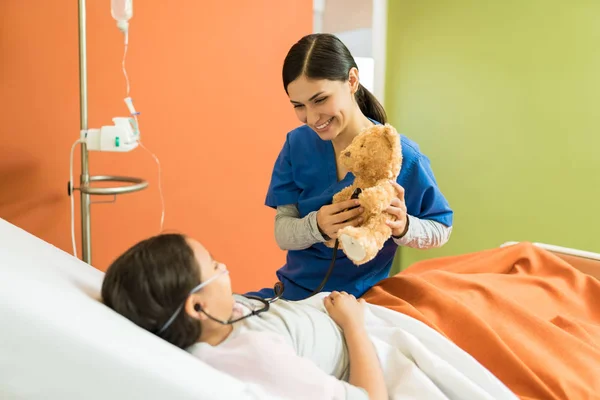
[332,185,356,205]
[359,183,395,215]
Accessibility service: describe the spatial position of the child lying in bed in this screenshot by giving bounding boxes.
[102,233,600,400]
[101,233,386,400]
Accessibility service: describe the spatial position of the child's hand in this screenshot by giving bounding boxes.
[324,291,366,331]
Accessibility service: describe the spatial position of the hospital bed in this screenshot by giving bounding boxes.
[1,217,598,400]
[0,218,281,400]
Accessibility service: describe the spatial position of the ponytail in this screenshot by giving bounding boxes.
[355,84,387,124]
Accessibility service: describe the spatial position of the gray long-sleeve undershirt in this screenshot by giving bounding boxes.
[274,204,452,251]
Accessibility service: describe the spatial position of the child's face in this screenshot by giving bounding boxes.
[185,238,235,322]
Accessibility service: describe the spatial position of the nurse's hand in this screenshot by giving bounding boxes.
[317,199,364,240]
[386,181,409,238]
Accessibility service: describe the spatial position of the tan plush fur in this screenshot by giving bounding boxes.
[326,124,402,265]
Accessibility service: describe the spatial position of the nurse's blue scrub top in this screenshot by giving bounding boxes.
[247,122,453,301]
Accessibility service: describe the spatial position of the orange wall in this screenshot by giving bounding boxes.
[0,1,312,293]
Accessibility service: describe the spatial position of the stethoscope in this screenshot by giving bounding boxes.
[155,276,286,334]
[301,187,363,297]
[254,188,362,306]
[156,188,362,334]
[156,243,339,334]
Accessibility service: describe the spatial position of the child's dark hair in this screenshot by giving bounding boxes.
[282,33,387,124]
[101,233,202,349]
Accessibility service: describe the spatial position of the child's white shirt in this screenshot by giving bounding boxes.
[187,328,367,400]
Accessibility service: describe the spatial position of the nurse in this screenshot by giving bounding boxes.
[248,33,453,300]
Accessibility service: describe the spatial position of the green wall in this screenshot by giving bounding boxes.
[386,0,600,273]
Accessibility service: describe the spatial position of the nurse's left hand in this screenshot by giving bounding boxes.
[386,181,409,238]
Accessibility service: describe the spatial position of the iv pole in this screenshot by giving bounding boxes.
[75,0,147,264]
[78,0,92,262]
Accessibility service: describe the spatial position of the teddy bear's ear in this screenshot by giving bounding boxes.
[382,124,400,152]
[382,124,402,177]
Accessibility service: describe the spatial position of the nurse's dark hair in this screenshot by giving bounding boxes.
[282,33,387,124]
[101,233,202,349]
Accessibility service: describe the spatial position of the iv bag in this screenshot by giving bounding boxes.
[111,0,133,32]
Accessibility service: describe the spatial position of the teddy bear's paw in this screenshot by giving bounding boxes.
[339,233,368,264]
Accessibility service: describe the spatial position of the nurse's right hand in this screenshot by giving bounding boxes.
[316,200,364,240]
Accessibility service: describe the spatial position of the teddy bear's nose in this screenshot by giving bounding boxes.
[344,151,351,157]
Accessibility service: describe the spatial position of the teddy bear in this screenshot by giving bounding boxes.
[325,123,403,265]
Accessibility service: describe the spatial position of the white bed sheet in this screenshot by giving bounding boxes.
[291,294,518,400]
[0,218,282,400]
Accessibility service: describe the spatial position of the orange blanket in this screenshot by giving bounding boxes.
[362,242,600,400]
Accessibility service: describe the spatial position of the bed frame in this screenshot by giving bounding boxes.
[501,241,600,280]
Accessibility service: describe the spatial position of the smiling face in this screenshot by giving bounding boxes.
[287,69,360,141]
